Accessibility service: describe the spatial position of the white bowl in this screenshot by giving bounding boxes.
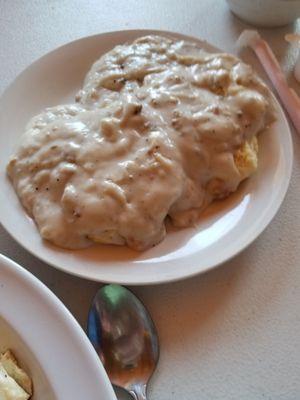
[0,253,116,400]
[226,0,300,27]
[0,30,293,284]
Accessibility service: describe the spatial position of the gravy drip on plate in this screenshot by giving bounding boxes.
[7,35,275,250]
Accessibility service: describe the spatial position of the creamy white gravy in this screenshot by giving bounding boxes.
[7,35,275,250]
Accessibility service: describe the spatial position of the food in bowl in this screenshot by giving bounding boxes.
[7,35,275,251]
[0,350,33,399]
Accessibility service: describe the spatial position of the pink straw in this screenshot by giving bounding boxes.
[237,30,300,134]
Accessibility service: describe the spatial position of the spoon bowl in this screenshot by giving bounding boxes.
[88,284,159,400]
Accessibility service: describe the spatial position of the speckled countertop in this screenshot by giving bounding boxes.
[0,1,300,399]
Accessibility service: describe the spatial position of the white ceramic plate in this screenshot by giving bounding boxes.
[0,253,116,400]
[0,30,293,284]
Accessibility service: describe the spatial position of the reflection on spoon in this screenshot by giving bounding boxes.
[88,284,159,400]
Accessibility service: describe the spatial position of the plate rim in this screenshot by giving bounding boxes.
[0,29,294,285]
[0,253,116,399]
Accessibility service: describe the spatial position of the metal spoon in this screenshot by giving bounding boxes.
[87,284,159,400]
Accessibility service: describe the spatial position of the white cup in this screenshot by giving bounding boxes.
[226,0,300,27]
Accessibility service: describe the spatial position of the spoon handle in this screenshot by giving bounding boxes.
[129,384,147,400]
